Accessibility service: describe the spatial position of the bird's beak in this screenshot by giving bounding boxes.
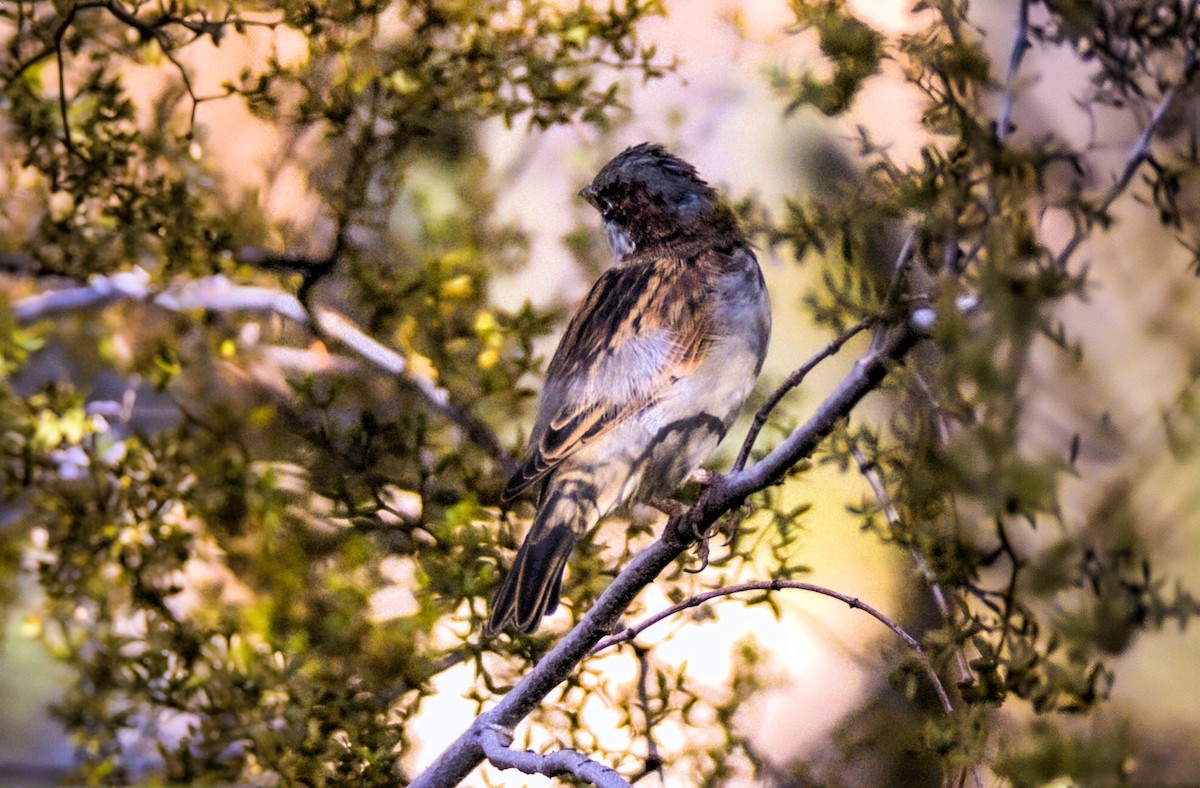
[578,184,597,208]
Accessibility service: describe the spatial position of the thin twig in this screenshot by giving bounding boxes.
[881,227,918,309]
[849,446,984,788]
[378,648,471,706]
[1098,55,1198,216]
[99,0,282,41]
[54,8,81,159]
[6,39,58,89]
[156,41,205,136]
[478,727,631,788]
[996,0,1031,146]
[1054,50,1200,268]
[5,2,103,87]
[849,447,972,679]
[733,317,874,473]
[631,646,662,781]
[734,215,922,476]
[99,0,159,36]
[589,579,953,715]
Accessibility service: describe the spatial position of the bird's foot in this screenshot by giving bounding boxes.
[684,533,711,573]
[685,506,748,573]
[688,467,719,487]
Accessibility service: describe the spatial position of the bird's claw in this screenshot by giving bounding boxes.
[684,531,711,573]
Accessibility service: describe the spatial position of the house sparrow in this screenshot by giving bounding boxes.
[487,143,771,634]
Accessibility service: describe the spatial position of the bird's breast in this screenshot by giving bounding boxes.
[555,247,771,516]
[628,325,765,499]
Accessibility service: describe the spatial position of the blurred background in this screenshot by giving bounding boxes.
[1,0,1198,785]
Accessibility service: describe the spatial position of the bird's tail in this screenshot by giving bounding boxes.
[487,493,587,635]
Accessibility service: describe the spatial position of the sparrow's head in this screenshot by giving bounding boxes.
[580,143,740,260]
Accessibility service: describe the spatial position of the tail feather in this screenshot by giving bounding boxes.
[487,516,579,635]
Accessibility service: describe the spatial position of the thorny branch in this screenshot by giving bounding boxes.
[850,447,960,642]
[1053,49,1199,268]
[849,446,984,788]
[996,0,1031,146]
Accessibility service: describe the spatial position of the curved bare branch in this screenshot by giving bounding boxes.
[590,578,954,715]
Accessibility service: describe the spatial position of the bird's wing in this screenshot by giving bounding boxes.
[502,254,715,501]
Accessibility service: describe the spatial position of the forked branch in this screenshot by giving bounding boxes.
[479,727,632,788]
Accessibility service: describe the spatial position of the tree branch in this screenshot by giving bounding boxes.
[590,578,954,716]
[631,645,662,781]
[1054,50,1199,268]
[478,727,632,788]
[54,5,83,160]
[11,269,513,469]
[411,319,925,788]
[1097,54,1198,217]
[996,0,1030,145]
[850,446,960,628]
[849,446,984,788]
[733,317,874,473]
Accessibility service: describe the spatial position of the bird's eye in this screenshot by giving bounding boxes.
[596,195,612,213]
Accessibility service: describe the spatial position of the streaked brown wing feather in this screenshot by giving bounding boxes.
[502,252,715,501]
[503,403,614,497]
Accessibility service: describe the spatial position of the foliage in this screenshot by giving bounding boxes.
[1,0,1199,786]
[1,0,671,783]
[765,0,1200,783]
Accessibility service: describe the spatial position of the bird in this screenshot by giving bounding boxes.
[487,143,771,634]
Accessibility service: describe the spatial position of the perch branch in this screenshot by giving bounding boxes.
[411,320,925,788]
